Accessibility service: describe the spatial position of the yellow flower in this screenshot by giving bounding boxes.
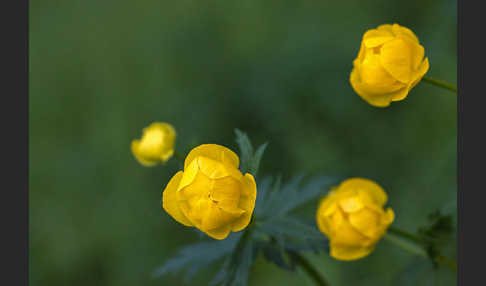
[131,122,176,166]
[350,23,429,107]
[316,178,395,261]
[162,144,257,240]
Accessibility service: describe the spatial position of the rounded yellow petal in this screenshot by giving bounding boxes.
[392,23,419,44]
[348,208,382,238]
[362,27,394,48]
[201,202,244,231]
[184,144,239,170]
[162,171,193,226]
[131,140,158,166]
[330,243,375,261]
[380,38,413,83]
[196,156,243,180]
[360,51,398,86]
[204,224,232,240]
[350,67,406,108]
[338,178,388,206]
[231,174,257,232]
[131,122,176,166]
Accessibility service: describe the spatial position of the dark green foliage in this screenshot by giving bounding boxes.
[416,210,454,268]
[234,129,268,177]
[254,175,340,219]
[153,232,242,280]
[210,228,257,286]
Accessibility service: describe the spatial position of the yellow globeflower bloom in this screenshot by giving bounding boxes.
[316,178,395,261]
[350,23,429,107]
[131,122,176,166]
[162,144,257,240]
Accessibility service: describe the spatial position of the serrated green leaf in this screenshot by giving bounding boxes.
[234,129,253,174]
[153,233,241,280]
[248,142,268,176]
[210,229,257,286]
[259,216,324,241]
[257,175,340,219]
[234,129,267,177]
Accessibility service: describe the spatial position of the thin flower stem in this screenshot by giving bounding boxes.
[384,233,428,258]
[292,252,330,286]
[422,76,457,93]
[388,226,424,244]
[385,227,457,272]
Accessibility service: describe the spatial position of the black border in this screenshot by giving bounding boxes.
[458,0,484,285]
[2,0,29,285]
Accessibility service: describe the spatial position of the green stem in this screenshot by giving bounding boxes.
[385,227,457,272]
[388,226,424,244]
[422,76,457,93]
[384,233,428,258]
[292,252,330,286]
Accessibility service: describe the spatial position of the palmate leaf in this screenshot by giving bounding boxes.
[153,232,242,281]
[256,175,340,219]
[210,228,257,286]
[234,129,268,177]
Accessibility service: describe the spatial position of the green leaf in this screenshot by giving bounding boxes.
[210,229,257,286]
[234,129,253,174]
[256,175,340,219]
[153,233,241,281]
[234,129,268,177]
[260,238,296,271]
[416,210,455,267]
[249,142,268,176]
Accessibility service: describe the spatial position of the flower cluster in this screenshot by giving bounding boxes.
[132,22,456,286]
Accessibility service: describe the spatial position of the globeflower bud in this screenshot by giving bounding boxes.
[316,178,395,261]
[162,144,257,240]
[350,23,429,107]
[131,122,176,166]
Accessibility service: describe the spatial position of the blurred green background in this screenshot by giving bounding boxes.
[30,0,457,285]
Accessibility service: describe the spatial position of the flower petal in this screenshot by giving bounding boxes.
[204,224,232,240]
[339,178,388,206]
[392,23,419,44]
[350,67,406,107]
[380,38,413,83]
[197,156,243,180]
[330,242,375,261]
[339,196,364,213]
[210,176,242,211]
[201,202,244,231]
[231,174,257,232]
[184,144,239,170]
[162,171,193,226]
[360,52,398,86]
[329,210,370,245]
[131,140,158,166]
[348,208,382,238]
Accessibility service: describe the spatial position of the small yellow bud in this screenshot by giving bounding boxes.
[316,178,395,261]
[350,23,429,107]
[162,144,257,240]
[131,122,176,166]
